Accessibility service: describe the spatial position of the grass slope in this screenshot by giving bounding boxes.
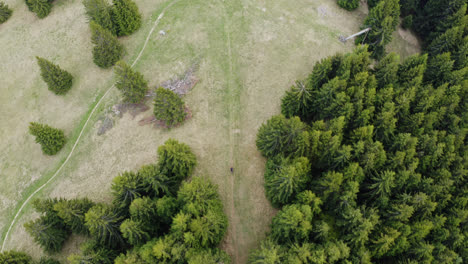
[0,0,419,263]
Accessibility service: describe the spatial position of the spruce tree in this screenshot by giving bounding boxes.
[0,251,33,263]
[337,0,360,11]
[157,139,197,181]
[90,21,124,68]
[111,0,142,36]
[53,198,95,235]
[357,0,400,58]
[114,61,148,103]
[29,122,66,155]
[120,219,150,246]
[153,87,187,127]
[0,2,12,24]
[27,0,52,19]
[83,0,116,35]
[36,57,73,95]
[85,204,124,248]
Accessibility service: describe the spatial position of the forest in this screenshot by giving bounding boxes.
[250,1,468,263]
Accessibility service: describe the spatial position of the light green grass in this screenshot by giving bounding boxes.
[0,0,419,263]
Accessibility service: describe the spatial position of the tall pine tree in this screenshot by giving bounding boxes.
[114,60,148,103]
[29,122,66,155]
[36,57,73,95]
[90,21,124,68]
[111,0,142,36]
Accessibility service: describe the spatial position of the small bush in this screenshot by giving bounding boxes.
[29,122,66,155]
[153,87,187,127]
[90,21,124,68]
[36,57,73,95]
[402,15,413,29]
[337,0,359,11]
[0,2,12,24]
[27,0,52,19]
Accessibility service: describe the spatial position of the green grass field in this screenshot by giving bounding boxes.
[0,0,419,262]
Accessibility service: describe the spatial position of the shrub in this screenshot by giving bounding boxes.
[26,0,52,19]
[83,0,115,34]
[114,60,148,103]
[402,15,413,30]
[337,0,359,11]
[153,87,187,127]
[0,2,12,24]
[29,122,66,155]
[111,0,141,36]
[90,21,124,68]
[36,57,73,95]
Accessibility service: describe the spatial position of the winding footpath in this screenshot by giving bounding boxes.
[1,0,179,251]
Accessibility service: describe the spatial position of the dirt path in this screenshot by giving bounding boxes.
[1,0,179,251]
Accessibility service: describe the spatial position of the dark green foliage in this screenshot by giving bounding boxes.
[36,57,73,95]
[0,2,12,24]
[252,45,468,263]
[256,115,309,159]
[85,204,124,248]
[153,87,187,127]
[25,198,70,253]
[120,219,150,245]
[68,239,118,264]
[402,15,413,29]
[0,251,32,264]
[29,122,66,155]
[157,139,197,181]
[111,171,147,210]
[83,0,115,34]
[271,204,313,243]
[26,0,51,19]
[357,0,400,58]
[111,0,141,36]
[90,21,124,68]
[138,164,171,196]
[114,60,148,103]
[367,0,382,8]
[337,0,360,11]
[265,157,310,207]
[53,198,95,234]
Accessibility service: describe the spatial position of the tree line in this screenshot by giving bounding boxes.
[250,12,467,261]
[1,139,230,264]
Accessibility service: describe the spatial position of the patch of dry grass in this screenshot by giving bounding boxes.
[1,0,420,263]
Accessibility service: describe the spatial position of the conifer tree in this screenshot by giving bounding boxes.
[24,215,70,253]
[357,0,400,58]
[83,0,115,35]
[85,204,124,247]
[120,219,150,246]
[29,122,66,155]
[256,115,310,158]
[153,87,187,127]
[0,251,32,263]
[0,2,12,24]
[90,21,124,68]
[36,57,73,95]
[114,60,148,103]
[111,0,141,36]
[111,171,146,210]
[27,0,52,19]
[53,198,95,235]
[265,157,311,206]
[337,0,360,11]
[424,52,454,86]
[157,139,196,182]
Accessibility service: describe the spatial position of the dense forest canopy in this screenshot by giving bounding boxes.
[251,39,467,264]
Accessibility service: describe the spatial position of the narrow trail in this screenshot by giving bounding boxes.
[1,0,179,251]
[222,2,241,263]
